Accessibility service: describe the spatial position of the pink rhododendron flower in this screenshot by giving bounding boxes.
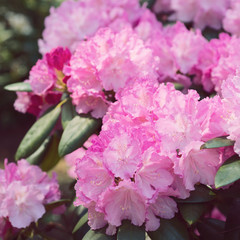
[0,159,62,229]
[39,0,143,54]
[73,81,229,234]
[154,0,230,30]
[194,33,240,93]
[136,21,206,88]
[221,70,240,156]
[223,0,240,36]
[14,47,71,116]
[65,27,158,117]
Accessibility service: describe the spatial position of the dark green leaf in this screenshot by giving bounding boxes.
[61,98,77,129]
[215,155,240,188]
[82,229,115,240]
[176,185,215,203]
[45,199,70,212]
[58,116,102,157]
[26,136,51,165]
[224,198,240,240]
[197,218,225,240]
[4,82,32,92]
[140,0,156,8]
[173,83,184,91]
[179,203,207,225]
[200,137,234,150]
[40,133,61,171]
[15,103,62,160]
[148,217,189,240]
[72,212,88,234]
[117,221,145,240]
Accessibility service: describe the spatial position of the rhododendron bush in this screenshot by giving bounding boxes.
[2,0,240,239]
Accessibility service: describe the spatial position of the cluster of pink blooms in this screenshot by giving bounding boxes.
[14,47,71,116]
[73,81,236,234]
[154,0,240,36]
[14,0,240,119]
[64,27,159,118]
[39,0,143,54]
[0,159,62,237]
[10,0,240,235]
[193,33,240,93]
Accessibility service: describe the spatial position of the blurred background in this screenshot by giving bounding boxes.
[0,0,63,160]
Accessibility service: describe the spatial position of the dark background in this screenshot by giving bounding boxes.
[0,0,63,160]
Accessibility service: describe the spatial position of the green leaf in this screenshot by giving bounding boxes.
[117,221,145,240]
[173,83,184,91]
[45,199,70,212]
[197,218,225,240]
[148,217,189,240]
[82,229,115,240]
[72,212,88,234]
[176,185,215,203]
[58,116,102,157]
[4,82,32,92]
[200,137,234,150]
[224,198,240,240]
[179,203,207,225]
[40,133,61,171]
[15,104,62,160]
[26,137,51,165]
[215,155,240,188]
[61,98,77,129]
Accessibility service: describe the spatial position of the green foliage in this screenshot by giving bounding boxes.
[215,155,240,188]
[72,212,88,234]
[179,203,208,225]
[45,199,71,212]
[117,221,145,240]
[83,229,115,240]
[200,137,234,150]
[148,217,190,240]
[15,103,63,160]
[197,219,225,240]
[4,82,32,92]
[61,97,77,129]
[176,184,215,203]
[58,115,102,157]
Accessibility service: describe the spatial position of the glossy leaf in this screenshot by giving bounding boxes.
[58,116,101,157]
[45,199,70,212]
[117,221,145,240]
[61,98,77,129]
[200,137,234,150]
[15,105,62,160]
[179,203,207,225]
[197,218,225,240]
[72,212,88,234]
[40,133,61,172]
[4,82,32,92]
[215,155,240,188]
[82,229,115,240]
[26,137,51,165]
[176,185,215,203]
[148,217,189,240]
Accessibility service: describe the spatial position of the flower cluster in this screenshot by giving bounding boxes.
[0,159,62,230]
[9,0,240,236]
[64,27,159,118]
[39,0,143,54]
[193,33,240,93]
[74,82,232,234]
[15,0,240,119]
[14,47,71,116]
[154,0,231,30]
